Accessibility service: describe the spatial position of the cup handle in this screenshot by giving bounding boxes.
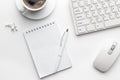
[19,5,28,14]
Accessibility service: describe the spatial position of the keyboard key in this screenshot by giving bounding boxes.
[78,0,85,6]
[86,11,92,18]
[77,26,87,34]
[116,0,120,5]
[116,12,120,18]
[109,13,116,19]
[96,22,105,30]
[75,13,85,20]
[95,3,102,9]
[86,24,96,32]
[83,6,89,12]
[74,8,83,14]
[76,19,90,26]
[105,18,120,28]
[90,4,96,11]
[72,2,79,8]
[96,16,103,22]
[102,2,109,8]
[98,9,105,15]
[109,0,115,7]
[99,0,104,3]
[117,5,120,12]
[103,14,109,21]
[92,10,98,17]
[91,17,96,23]
[111,6,118,12]
[105,7,111,14]
[92,0,97,4]
[85,0,91,5]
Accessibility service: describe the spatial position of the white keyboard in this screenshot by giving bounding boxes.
[70,0,120,35]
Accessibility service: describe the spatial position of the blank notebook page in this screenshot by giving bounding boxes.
[23,22,71,78]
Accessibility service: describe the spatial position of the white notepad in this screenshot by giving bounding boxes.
[23,22,72,78]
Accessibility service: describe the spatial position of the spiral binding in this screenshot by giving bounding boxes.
[25,22,55,34]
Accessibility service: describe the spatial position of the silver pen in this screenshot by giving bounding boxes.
[55,29,69,72]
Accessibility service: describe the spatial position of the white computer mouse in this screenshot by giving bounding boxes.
[93,41,120,73]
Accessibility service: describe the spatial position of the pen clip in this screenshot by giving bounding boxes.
[59,29,69,47]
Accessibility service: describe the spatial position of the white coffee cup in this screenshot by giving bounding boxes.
[20,0,47,13]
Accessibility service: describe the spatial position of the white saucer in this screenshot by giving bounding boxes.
[15,0,56,20]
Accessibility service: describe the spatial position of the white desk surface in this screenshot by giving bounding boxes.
[1,0,120,80]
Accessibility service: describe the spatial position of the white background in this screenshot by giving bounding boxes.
[0,0,120,80]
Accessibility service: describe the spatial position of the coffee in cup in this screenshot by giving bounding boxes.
[22,0,47,11]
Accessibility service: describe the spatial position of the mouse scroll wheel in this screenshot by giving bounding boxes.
[111,45,115,51]
[108,42,117,55]
[111,42,117,51]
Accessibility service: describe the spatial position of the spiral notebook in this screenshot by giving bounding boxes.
[23,22,72,78]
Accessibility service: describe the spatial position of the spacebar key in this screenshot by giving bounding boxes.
[105,19,120,28]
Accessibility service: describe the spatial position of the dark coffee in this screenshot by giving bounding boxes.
[23,0,46,9]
